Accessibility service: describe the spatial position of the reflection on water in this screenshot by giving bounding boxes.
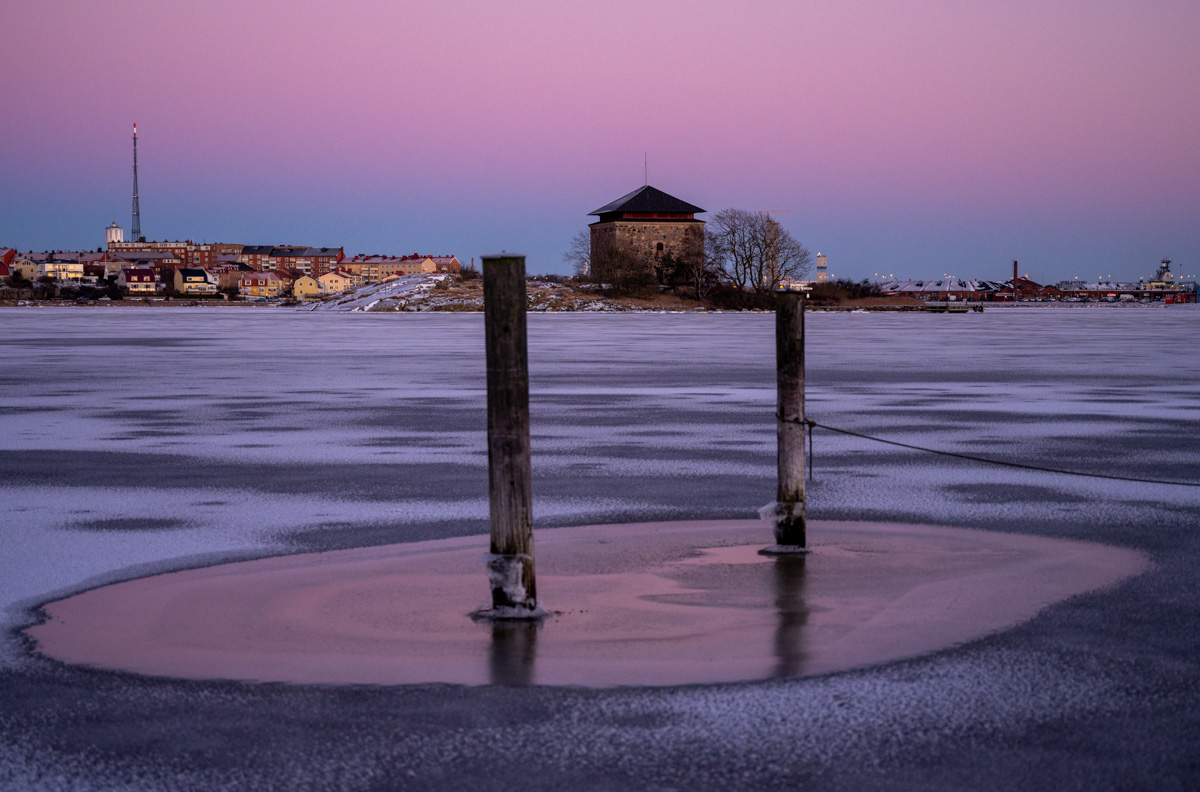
[482,554,810,684]
[489,620,540,685]
[772,556,810,678]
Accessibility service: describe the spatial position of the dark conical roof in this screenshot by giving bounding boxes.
[589,185,705,216]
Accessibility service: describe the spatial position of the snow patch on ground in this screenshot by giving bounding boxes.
[311,276,665,313]
[308,275,450,312]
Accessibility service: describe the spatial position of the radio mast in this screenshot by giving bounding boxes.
[131,123,142,242]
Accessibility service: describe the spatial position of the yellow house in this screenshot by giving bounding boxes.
[427,255,461,273]
[174,268,217,295]
[387,255,461,276]
[318,270,352,294]
[392,257,439,276]
[11,258,40,281]
[293,275,322,300]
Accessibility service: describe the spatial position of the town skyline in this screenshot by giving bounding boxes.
[2,1,1197,283]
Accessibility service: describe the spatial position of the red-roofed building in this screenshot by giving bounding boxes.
[340,253,461,283]
[82,264,109,282]
[108,240,243,270]
[241,271,287,298]
[119,267,157,294]
[237,247,344,277]
[210,262,253,292]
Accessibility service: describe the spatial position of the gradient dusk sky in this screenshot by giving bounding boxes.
[3,0,1197,282]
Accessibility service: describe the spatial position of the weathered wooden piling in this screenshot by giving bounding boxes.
[480,253,541,616]
[762,287,808,553]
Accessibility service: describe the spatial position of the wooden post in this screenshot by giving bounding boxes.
[480,253,541,617]
[762,287,808,553]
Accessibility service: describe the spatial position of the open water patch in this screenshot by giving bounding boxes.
[65,517,192,532]
[0,337,199,348]
[946,483,1089,505]
[0,405,64,415]
[282,519,490,552]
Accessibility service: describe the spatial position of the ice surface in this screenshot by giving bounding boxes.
[1,305,1198,668]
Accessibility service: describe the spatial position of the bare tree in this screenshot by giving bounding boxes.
[687,254,723,301]
[661,236,721,301]
[563,230,592,279]
[707,209,756,292]
[707,209,812,295]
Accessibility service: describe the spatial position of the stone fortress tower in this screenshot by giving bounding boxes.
[588,185,705,273]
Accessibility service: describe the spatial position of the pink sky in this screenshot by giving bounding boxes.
[2,0,1197,281]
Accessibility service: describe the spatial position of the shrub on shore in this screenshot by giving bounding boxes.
[806,278,884,306]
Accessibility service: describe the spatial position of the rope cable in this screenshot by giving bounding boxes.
[807,419,814,481]
[775,414,1200,488]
